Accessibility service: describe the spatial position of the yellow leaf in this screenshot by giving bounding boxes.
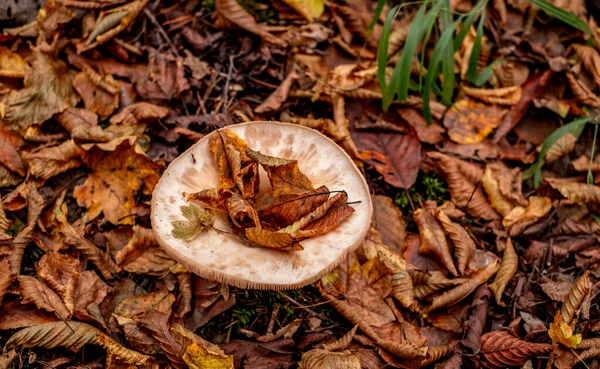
[549,313,582,348]
[0,46,29,78]
[183,342,234,369]
[281,0,324,21]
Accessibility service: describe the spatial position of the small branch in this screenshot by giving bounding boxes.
[143,8,177,54]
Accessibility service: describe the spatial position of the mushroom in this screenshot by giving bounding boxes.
[151,121,372,289]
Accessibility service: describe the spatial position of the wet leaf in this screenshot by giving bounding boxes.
[443,99,506,144]
[549,312,582,348]
[2,53,77,131]
[298,349,361,369]
[414,208,458,277]
[22,140,84,180]
[479,331,552,368]
[73,140,162,225]
[488,238,518,306]
[18,276,70,320]
[0,46,29,78]
[5,321,150,365]
[171,205,216,241]
[247,148,314,197]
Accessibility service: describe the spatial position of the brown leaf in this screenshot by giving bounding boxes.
[397,108,445,145]
[492,70,554,143]
[250,318,302,342]
[426,259,499,312]
[0,128,26,177]
[109,102,169,125]
[560,271,591,325]
[0,46,29,78]
[57,108,113,142]
[72,71,119,118]
[321,325,358,351]
[373,195,406,250]
[214,0,286,46]
[502,196,552,236]
[353,125,421,189]
[295,203,355,238]
[541,178,600,204]
[414,208,459,277]
[142,311,190,369]
[566,73,600,107]
[36,251,79,295]
[481,161,528,217]
[0,259,12,307]
[479,331,551,368]
[5,321,150,365]
[573,44,600,86]
[488,238,518,306]
[540,280,571,302]
[434,209,475,275]
[22,140,84,181]
[245,227,303,251]
[461,86,522,106]
[255,70,299,113]
[0,300,59,330]
[18,276,70,320]
[425,303,469,333]
[74,271,111,323]
[175,273,192,318]
[259,186,330,227]
[428,152,500,220]
[298,349,361,369]
[8,184,44,275]
[115,226,156,266]
[412,270,465,300]
[462,286,492,353]
[443,100,506,144]
[546,133,577,163]
[123,247,177,276]
[113,290,175,320]
[73,140,162,225]
[247,148,314,197]
[2,53,77,131]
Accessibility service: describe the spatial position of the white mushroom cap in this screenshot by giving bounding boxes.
[151,121,372,290]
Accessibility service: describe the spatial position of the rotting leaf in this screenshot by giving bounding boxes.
[57,108,113,142]
[172,205,216,241]
[545,133,577,163]
[488,238,518,306]
[502,196,552,236]
[298,349,361,369]
[414,208,459,277]
[22,140,84,181]
[109,102,169,125]
[373,195,406,250]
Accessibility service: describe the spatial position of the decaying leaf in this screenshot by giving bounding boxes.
[298,349,361,369]
[36,251,79,295]
[414,208,459,277]
[5,321,150,365]
[573,44,600,87]
[373,195,406,250]
[541,178,600,204]
[549,312,582,348]
[434,209,475,275]
[247,148,314,197]
[255,70,299,113]
[428,152,500,220]
[57,108,113,142]
[502,196,552,236]
[488,238,518,306]
[72,71,119,118]
[2,52,77,131]
[18,276,70,320]
[426,259,499,312]
[113,290,175,320]
[560,271,591,325]
[73,271,111,323]
[0,259,13,307]
[171,205,216,241]
[443,100,506,144]
[481,162,527,217]
[412,270,464,300]
[540,280,572,302]
[479,331,552,369]
[73,140,162,225]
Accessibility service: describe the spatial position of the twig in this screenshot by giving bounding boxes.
[143,8,177,54]
[275,290,331,322]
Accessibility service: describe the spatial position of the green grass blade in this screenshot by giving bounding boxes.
[466,10,485,83]
[454,0,486,50]
[472,64,495,86]
[440,0,455,104]
[369,0,387,33]
[527,116,591,187]
[528,0,590,34]
[377,4,401,94]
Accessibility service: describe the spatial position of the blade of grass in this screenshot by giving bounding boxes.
[378,4,401,92]
[528,0,590,34]
[466,9,485,83]
[454,0,487,50]
[369,0,387,33]
[418,13,439,93]
[440,0,455,105]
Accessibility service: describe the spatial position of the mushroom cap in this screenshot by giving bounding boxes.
[151,121,372,290]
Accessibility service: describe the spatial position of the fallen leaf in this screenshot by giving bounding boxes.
[541,178,600,204]
[573,44,600,86]
[183,341,234,369]
[72,71,119,118]
[22,140,84,180]
[5,321,150,365]
[259,186,330,228]
[353,125,421,189]
[57,108,113,142]
[0,128,26,177]
[0,259,12,306]
[425,303,469,333]
[545,133,577,163]
[566,73,600,107]
[142,311,190,369]
[540,280,571,302]
[479,331,552,369]
[208,129,256,195]
[247,148,314,197]
[298,349,361,369]
[18,276,70,320]
[560,271,591,325]
[461,85,522,106]
[502,196,552,236]
[443,100,506,144]
[481,161,528,217]
[36,251,79,295]
[171,205,216,241]
[0,300,59,330]
[295,202,355,238]
[397,108,445,145]
[113,290,175,320]
[434,209,475,275]
[426,259,499,312]
[0,46,29,78]
[255,70,299,113]
[109,102,169,125]
[245,227,303,250]
[2,52,77,131]
[122,247,177,275]
[221,339,295,368]
[428,152,500,220]
[414,208,459,277]
[549,313,582,348]
[373,195,406,250]
[488,238,518,306]
[281,0,325,21]
[413,270,464,300]
[73,140,162,225]
[73,271,111,323]
[462,286,492,353]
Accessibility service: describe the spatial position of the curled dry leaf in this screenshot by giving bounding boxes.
[545,133,577,163]
[109,102,169,125]
[73,140,162,225]
[113,290,175,320]
[142,310,189,369]
[481,162,527,217]
[560,270,591,325]
[479,331,552,369]
[0,46,29,78]
[461,85,523,106]
[255,70,299,113]
[72,71,119,118]
[214,0,285,47]
[414,208,459,277]
[540,280,572,302]
[573,44,600,87]
[321,325,358,351]
[0,300,59,331]
[542,178,600,204]
[5,321,150,365]
[73,271,111,323]
[502,196,552,236]
[18,276,70,320]
[488,238,518,306]
[412,270,465,300]
[549,312,582,348]
[259,186,329,228]
[247,148,314,197]
[443,100,506,144]
[372,235,415,310]
[0,128,26,178]
[426,259,499,313]
[57,108,112,142]
[0,259,12,307]
[299,349,361,369]
[36,251,79,295]
[434,209,475,275]
[566,73,600,107]
[428,152,500,220]
[22,140,84,180]
[462,286,492,353]
[2,52,77,131]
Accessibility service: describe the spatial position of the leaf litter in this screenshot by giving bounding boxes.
[0,0,600,368]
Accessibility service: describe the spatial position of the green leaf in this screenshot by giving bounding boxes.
[528,0,590,34]
[377,4,401,93]
[171,205,216,241]
[526,116,592,188]
[466,10,485,83]
[369,0,387,33]
[440,0,455,105]
[472,64,495,86]
[454,0,487,50]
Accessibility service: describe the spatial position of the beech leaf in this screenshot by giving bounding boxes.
[560,270,591,325]
[488,238,518,306]
[247,148,314,197]
[18,276,70,320]
[414,208,459,277]
[480,331,551,368]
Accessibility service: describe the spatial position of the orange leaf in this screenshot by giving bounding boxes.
[549,312,582,348]
[18,276,70,320]
[245,227,302,251]
[414,208,458,277]
[259,185,330,228]
[247,148,314,197]
[443,100,506,144]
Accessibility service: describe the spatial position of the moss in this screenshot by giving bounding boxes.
[395,171,450,215]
